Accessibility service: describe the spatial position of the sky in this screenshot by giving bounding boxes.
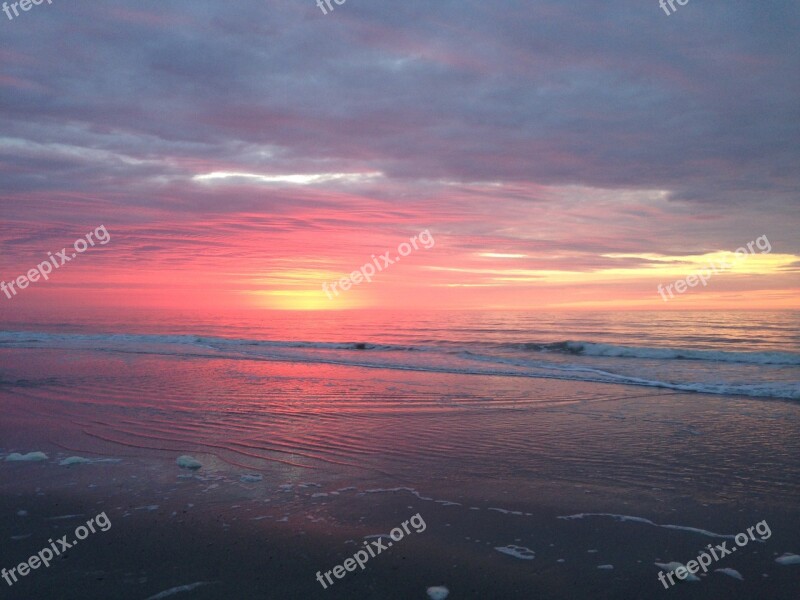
[1,0,799,313]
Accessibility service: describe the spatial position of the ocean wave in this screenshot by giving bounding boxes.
[1,331,798,400]
[0,332,420,353]
[515,341,800,365]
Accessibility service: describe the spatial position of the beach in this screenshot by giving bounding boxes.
[1,311,798,598]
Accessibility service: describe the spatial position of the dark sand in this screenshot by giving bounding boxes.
[1,443,798,599]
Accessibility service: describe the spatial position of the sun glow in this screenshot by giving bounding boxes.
[246,290,364,310]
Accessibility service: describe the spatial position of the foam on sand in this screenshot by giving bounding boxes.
[426,586,449,600]
[488,507,524,516]
[654,562,700,582]
[59,456,92,466]
[560,513,738,539]
[176,455,202,470]
[5,452,48,462]
[363,533,393,543]
[715,568,743,580]
[775,552,800,565]
[144,582,211,599]
[494,545,535,560]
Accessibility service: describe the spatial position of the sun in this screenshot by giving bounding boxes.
[246,289,364,310]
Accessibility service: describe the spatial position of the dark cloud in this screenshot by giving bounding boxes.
[1,0,798,257]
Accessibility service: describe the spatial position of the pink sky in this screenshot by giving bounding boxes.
[1,1,798,315]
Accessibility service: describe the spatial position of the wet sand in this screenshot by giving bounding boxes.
[1,348,799,598]
[1,466,798,599]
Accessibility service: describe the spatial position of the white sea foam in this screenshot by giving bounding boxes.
[5,452,48,462]
[364,487,435,501]
[775,553,800,565]
[550,341,800,365]
[144,582,211,599]
[488,507,524,515]
[59,456,92,466]
[426,586,449,600]
[176,455,202,470]
[495,545,535,560]
[655,562,700,582]
[559,513,738,539]
[716,568,743,580]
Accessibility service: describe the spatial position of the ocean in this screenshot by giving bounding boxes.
[3,309,798,397]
